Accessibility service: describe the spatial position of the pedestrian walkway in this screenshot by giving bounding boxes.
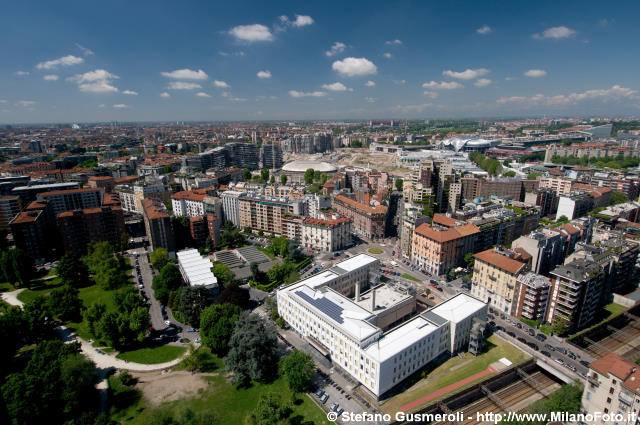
[399,366,496,412]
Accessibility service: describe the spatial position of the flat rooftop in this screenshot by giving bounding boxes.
[429,293,486,323]
[355,284,413,314]
[293,285,380,342]
[365,315,440,362]
[331,253,378,272]
[177,249,218,288]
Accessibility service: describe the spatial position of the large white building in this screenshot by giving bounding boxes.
[301,217,352,253]
[277,254,487,397]
[176,249,219,294]
[172,191,206,217]
[221,190,245,226]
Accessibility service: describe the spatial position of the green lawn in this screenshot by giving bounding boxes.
[401,273,421,282]
[368,247,383,254]
[0,282,14,292]
[67,283,120,340]
[116,345,186,364]
[382,334,530,413]
[604,302,628,317]
[539,324,552,335]
[16,277,64,304]
[122,374,329,425]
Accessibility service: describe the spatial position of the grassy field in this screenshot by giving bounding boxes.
[256,246,276,260]
[16,277,64,304]
[401,273,421,282]
[368,247,383,254]
[0,282,14,292]
[381,334,530,413]
[121,374,329,425]
[116,345,186,364]
[67,283,120,340]
[604,302,628,317]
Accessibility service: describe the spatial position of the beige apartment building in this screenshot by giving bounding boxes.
[471,248,529,315]
[539,177,573,196]
[301,217,352,252]
[411,222,479,276]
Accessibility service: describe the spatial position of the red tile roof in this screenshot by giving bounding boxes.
[172,191,207,201]
[303,217,351,228]
[414,222,479,243]
[432,214,458,228]
[590,353,640,395]
[474,248,527,274]
[334,195,387,214]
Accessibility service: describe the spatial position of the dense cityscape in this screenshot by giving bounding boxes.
[3,1,640,425]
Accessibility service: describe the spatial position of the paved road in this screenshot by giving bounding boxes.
[489,311,592,378]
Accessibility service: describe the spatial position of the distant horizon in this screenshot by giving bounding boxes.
[2,0,640,122]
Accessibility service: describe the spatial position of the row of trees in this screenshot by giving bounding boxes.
[469,152,503,176]
[303,168,329,185]
[551,154,640,169]
[85,242,130,290]
[0,248,35,287]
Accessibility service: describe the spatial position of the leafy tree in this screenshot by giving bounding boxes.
[60,354,100,418]
[556,215,569,225]
[280,174,287,185]
[150,247,169,270]
[57,254,90,287]
[269,175,275,184]
[503,170,516,177]
[200,303,243,355]
[226,313,279,384]
[279,350,315,394]
[94,256,129,290]
[527,172,542,180]
[218,283,251,309]
[464,252,475,270]
[261,169,269,182]
[610,190,629,206]
[22,296,57,343]
[212,262,235,288]
[0,248,34,287]
[152,263,183,305]
[269,236,289,257]
[85,302,106,337]
[48,284,83,321]
[221,225,245,249]
[245,393,292,425]
[148,406,217,425]
[84,241,115,274]
[0,306,26,376]
[243,168,251,181]
[551,317,569,336]
[176,286,213,325]
[395,178,403,191]
[320,173,328,184]
[303,168,314,184]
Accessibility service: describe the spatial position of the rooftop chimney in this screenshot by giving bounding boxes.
[371,288,376,311]
[355,282,361,302]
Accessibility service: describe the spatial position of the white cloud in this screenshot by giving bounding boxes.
[423,91,438,98]
[68,69,119,93]
[393,79,406,85]
[385,39,402,45]
[167,82,201,90]
[332,57,377,77]
[496,85,638,106]
[505,76,517,81]
[218,51,245,57]
[288,90,326,98]
[14,71,29,76]
[257,70,272,79]
[195,92,211,98]
[383,52,392,59]
[228,24,274,42]
[113,104,128,109]
[474,78,492,87]
[365,97,376,103]
[122,90,138,95]
[442,68,489,80]
[476,25,492,35]
[598,18,614,27]
[422,81,463,89]
[213,80,230,88]
[228,96,246,102]
[160,92,171,98]
[524,69,547,78]
[392,103,433,114]
[533,26,576,39]
[325,42,346,57]
[17,100,35,107]
[35,55,84,70]
[43,74,59,81]
[0,99,6,104]
[161,69,208,80]
[322,82,352,92]
[365,80,376,87]
[292,15,314,27]
[75,43,94,56]
[97,104,105,108]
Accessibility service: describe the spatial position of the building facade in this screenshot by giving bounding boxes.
[301,217,352,252]
[333,195,387,239]
[411,222,479,276]
[57,206,126,257]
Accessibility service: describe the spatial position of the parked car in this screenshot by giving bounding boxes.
[536,334,547,342]
[336,407,344,415]
[541,350,551,358]
[320,394,328,404]
[527,329,535,336]
[329,403,338,412]
[187,327,196,333]
[568,352,577,360]
[580,360,590,368]
[315,389,325,398]
[555,358,564,366]
[545,344,555,351]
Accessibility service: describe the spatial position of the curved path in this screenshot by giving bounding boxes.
[1,289,187,372]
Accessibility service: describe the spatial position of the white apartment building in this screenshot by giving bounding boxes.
[116,183,168,214]
[301,217,352,252]
[539,177,573,196]
[304,194,332,219]
[583,353,640,425]
[277,254,487,397]
[172,191,206,217]
[221,190,245,226]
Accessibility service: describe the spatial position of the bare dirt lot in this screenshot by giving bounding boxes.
[133,370,213,405]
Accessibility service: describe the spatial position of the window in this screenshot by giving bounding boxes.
[607,397,612,404]
[610,387,615,394]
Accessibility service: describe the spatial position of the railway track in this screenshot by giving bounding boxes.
[583,324,640,360]
[427,371,557,425]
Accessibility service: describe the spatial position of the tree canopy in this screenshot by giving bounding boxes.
[152,263,183,305]
[0,248,35,287]
[200,303,243,355]
[176,286,213,325]
[279,350,315,394]
[57,253,90,288]
[149,247,169,270]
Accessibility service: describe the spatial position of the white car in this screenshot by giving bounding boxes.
[164,320,171,326]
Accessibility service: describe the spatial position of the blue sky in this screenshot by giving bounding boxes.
[1,0,640,123]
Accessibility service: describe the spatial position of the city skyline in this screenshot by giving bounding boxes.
[2,0,640,123]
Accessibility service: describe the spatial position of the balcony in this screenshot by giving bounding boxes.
[619,392,634,406]
[587,375,600,387]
